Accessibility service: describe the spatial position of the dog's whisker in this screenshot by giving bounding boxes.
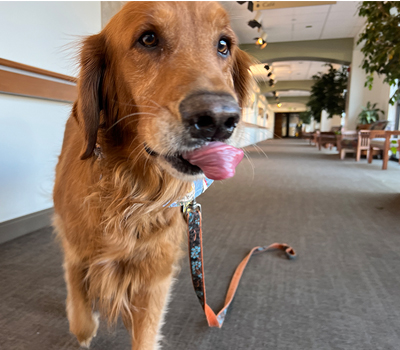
[107,112,159,131]
[110,99,160,110]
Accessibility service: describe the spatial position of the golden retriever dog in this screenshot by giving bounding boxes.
[53,2,252,349]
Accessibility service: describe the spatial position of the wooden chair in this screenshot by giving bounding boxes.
[368,130,400,170]
[337,130,371,161]
[302,131,314,145]
[317,131,338,151]
[311,131,319,146]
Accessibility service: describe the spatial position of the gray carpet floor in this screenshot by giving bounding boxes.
[1,139,400,350]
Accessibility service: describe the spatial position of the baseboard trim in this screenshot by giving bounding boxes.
[0,208,54,245]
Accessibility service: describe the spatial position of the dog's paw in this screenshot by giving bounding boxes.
[78,312,100,349]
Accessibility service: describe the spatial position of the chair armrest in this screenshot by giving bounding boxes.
[341,131,358,139]
[386,131,400,137]
[368,130,387,139]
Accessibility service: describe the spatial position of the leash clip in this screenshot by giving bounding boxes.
[183,199,202,216]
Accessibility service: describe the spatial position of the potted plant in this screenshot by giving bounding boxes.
[357,102,385,129]
[299,110,312,125]
[307,64,348,122]
[357,2,400,105]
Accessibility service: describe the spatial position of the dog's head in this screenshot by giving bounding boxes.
[76,1,253,181]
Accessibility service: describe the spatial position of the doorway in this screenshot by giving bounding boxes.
[274,113,301,138]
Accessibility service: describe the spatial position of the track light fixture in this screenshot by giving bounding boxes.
[268,79,274,87]
[264,64,270,71]
[248,11,262,29]
[254,32,268,49]
[267,72,272,77]
[236,1,254,12]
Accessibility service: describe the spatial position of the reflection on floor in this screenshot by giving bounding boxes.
[1,139,400,350]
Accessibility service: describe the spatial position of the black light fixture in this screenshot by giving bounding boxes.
[247,1,254,12]
[268,79,275,87]
[267,72,272,77]
[248,10,262,29]
[236,1,247,4]
[248,19,262,29]
[264,64,270,71]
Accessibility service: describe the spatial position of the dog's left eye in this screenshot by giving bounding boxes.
[217,38,230,56]
[139,31,159,48]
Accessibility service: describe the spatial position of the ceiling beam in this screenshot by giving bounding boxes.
[268,96,310,105]
[240,38,353,65]
[260,80,314,94]
[253,1,336,11]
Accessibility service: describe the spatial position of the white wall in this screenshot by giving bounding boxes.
[387,84,399,129]
[345,38,391,131]
[265,105,275,139]
[240,81,271,145]
[0,2,101,223]
[0,1,101,76]
[320,112,342,132]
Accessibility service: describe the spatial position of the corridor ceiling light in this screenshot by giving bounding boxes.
[277,103,282,108]
[254,31,268,49]
[267,72,272,77]
[264,64,270,71]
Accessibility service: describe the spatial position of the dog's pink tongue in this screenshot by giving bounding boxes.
[182,142,244,180]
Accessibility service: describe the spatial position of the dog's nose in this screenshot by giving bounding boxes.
[180,92,241,141]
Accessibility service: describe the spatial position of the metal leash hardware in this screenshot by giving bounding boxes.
[182,196,201,214]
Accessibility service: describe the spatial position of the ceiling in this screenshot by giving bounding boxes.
[250,60,342,81]
[266,90,310,97]
[221,1,363,109]
[220,1,365,44]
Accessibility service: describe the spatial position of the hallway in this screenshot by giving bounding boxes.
[1,139,400,350]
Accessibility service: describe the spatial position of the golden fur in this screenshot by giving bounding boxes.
[53,2,252,349]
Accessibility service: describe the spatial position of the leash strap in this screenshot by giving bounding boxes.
[185,201,296,328]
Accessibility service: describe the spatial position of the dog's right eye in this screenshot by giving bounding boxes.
[139,32,159,48]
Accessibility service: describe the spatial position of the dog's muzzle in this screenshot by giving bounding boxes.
[179,92,240,142]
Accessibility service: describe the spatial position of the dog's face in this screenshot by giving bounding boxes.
[77,1,252,181]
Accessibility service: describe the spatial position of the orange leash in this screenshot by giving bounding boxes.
[185,201,296,328]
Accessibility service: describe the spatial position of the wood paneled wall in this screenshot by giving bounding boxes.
[0,58,77,103]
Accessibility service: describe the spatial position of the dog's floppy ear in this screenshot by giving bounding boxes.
[76,33,106,160]
[232,49,253,109]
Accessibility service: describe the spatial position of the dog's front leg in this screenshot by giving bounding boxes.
[128,273,174,350]
[64,261,99,348]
